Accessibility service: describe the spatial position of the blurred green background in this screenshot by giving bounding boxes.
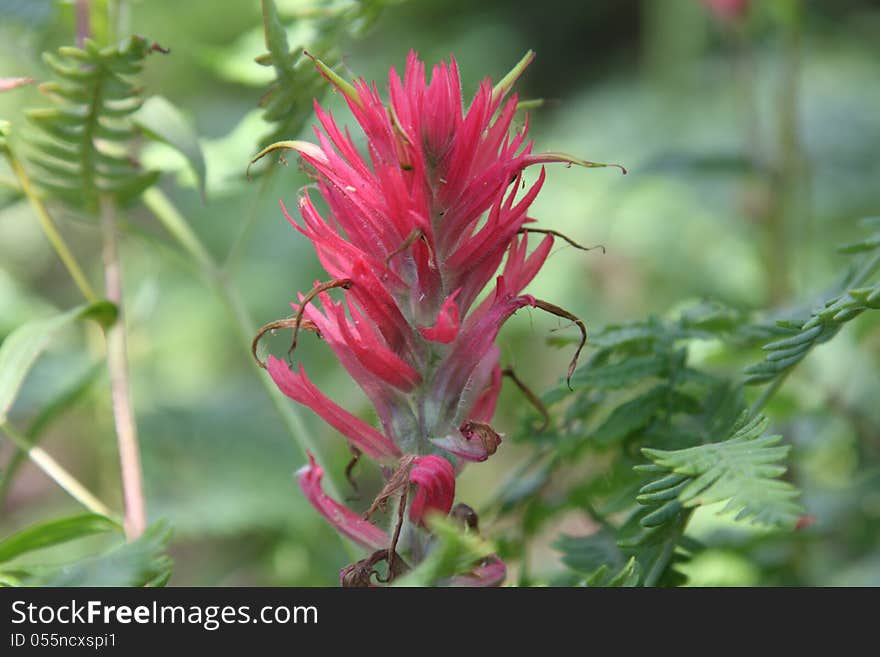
[1,0,879,585]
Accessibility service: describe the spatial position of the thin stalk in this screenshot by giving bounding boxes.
[100,195,146,539]
[223,169,275,273]
[765,4,804,304]
[643,512,690,588]
[75,0,90,47]
[4,151,99,304]
[141,187,343,499]
[1,422,114,518]
[749,370,791,419]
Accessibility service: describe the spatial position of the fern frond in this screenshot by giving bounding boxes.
[24,36,162,210]
[745,222,880,385]
[636,413,802,528]
[256,0,401,148]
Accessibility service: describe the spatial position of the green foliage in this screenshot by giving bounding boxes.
[0,513,121,564]
[255,0,401,147]
[0,301,116,424]
[583,557,640,587]
[24,36,162,209]
[0,514,172,588]
[394,515,496,587]
[498,222,880,585]
[0,362,103,505]
[637,414,802,528]
[133,95,207,199]
[745,221,880,385]
[554,529,642,586]
[19,522,174,587]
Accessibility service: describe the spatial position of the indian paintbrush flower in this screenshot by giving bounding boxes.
[252,50,622,586]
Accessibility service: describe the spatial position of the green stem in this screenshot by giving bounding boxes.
[100,195,147,539]
[223,169,275,273]
[749,370,791,419]
[0,363,103,508]
[766,3,804,304]
[643,512,690,588]
[141,187,342,499]
[4,150,99,304]
[1,422,115,518]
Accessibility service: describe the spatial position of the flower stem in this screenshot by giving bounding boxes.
[1,422,114,518]
[4,150,99,304]
[141,187,343,499]
[100,195,147,539]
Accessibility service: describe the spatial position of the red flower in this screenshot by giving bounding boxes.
[257,50,620,584]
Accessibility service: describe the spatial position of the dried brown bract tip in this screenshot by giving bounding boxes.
[340,560,374,588]
[459,421,503,456]
[519,227,606,254]
[531,299,587,390]
[502,366,550,432]
[288,278,352,359]
[344,447,362,500]
[362,455,415,521]
[341,549,410,587]
[251,317,320,369]
[384,227,431,268]
[450,503,480,532]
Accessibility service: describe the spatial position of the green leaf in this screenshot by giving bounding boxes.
[0,362,104,504]
[254,0,398,147]
[0,301,117,424]
[745,224,880,385]
[555,530,624,575]
[393,515,496,587]
[572,353,667,389]
[592,386,666,445]
[0,514,121,563]
[133,96,207,200]
[639,414,803,528]
[23,522,173,587]
[25,36,162,210]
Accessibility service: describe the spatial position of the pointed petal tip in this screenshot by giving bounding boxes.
[297,451,389,550]
[491,50,536,102]
[526,152,627,174]
[303,50,364,109]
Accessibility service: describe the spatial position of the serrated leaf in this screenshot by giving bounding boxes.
[0,301,117,424]
[640,414,802,527]
[133,95,207,199]
[0,514,121,563]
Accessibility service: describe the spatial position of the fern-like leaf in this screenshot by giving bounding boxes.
[636,414,802,528]
[255,0,402,148]
[24,36,163,210]
[745,220,880,385]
